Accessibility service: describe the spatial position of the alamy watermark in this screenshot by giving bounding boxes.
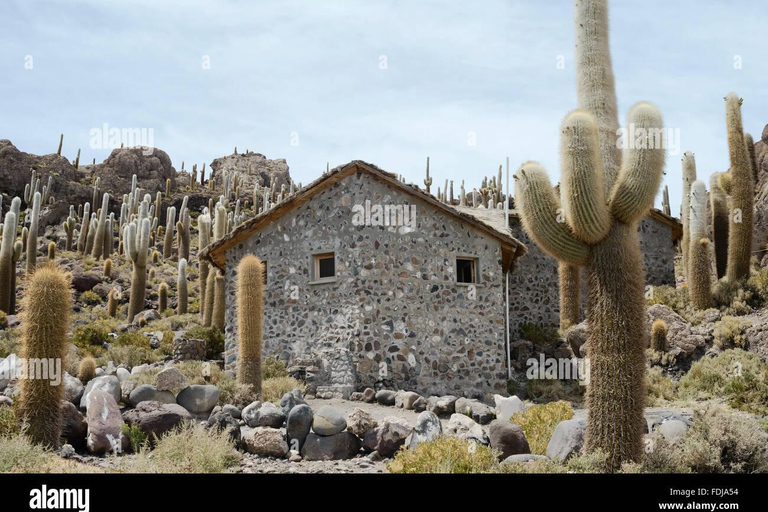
[616,124,680,156]
[89,123,154,155]
[0,356,62,386]
[526,354,590,385]
[351,200,417,230]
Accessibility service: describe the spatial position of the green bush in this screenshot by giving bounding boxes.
[261,376,303,404]
[0,406,19,438]
[185,326,225,360]
[387,436,500,473]
[524,378,584,404]
[79,290,102,306]
[0,311,7,329]
[678,349,768,415]
[263,356,287,380]
[122,424,148,452]
[510,401,573,455]
[713,316,747,350]
[71,324,110,351]
[519,322,560,352]
[646,366,678,405]
[647,285,689,313]
[114,331,151,349]
[104,345,156,367]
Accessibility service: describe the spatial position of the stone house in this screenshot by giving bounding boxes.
[202,160,681,400]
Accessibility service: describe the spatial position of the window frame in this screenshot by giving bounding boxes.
[455,255,480,285]
[310,251,337,284]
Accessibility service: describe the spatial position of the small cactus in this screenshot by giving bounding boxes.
[158,282,168,313]
[104,258,112,279]
[152,250,160,264]
[107,288,118,318]
[177,258,188,315]
[16,263,72,447]
[650,319,668,352]
[78,356,97,384]
[163,206,176,259]
[47,241,56,260]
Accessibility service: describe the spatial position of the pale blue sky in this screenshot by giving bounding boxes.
[1,0,765,216]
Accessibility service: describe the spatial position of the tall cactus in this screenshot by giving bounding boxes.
[709,173,729,279]
[681,152,697,279]
[688,180,712,309]
[63,207,76,251]
[724,93,754,283]
[124,217,150,322]
[515,104,665,471]
[16,263,72,447]
[26,190,41,274]
[0,211,17,313]
[237,254,264,395]
[177,258,188,315]
[91,193,109,260]
[163,206,176,259]
[212,272,226,330]
[198,212,212,320]
[559,263,580,330]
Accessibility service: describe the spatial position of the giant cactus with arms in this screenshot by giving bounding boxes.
[515,104,665,471]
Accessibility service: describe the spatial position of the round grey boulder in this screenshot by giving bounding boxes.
[176,385,220,414]
[129,384,176,407]
[312,405,346,436]
[286,404,314,451]
[488,419,530,460]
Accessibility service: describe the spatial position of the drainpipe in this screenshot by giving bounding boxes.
[505,157,512,380]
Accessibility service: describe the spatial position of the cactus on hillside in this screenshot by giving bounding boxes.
[158,282,168,313]
[650,319,668,353]
[26,191,41,274]
[78,357,97,384]
[84,213,97,255]
[16,263,72,447]
[104,258,112,278]
[107,288,118,317]
[681,152,697,279]
[163,206,176,259]
[709,173,729,279]
[0,211,18,313]
[47,241,56,260]
[515,103,665,471]
[198,212,212,320]
[745,132,758,183]
[63,208,76,251]
[688,180,712,309]
[91,193,110,260]
[203,269,216,327]
[177,258,188,315]
[124,217,151,323]
[724,93,754,283]
[212,271,225,330]
[236,254,264,394]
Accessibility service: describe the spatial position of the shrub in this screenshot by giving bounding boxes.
[185,326,225,360]
[117,423,241,473]
[713,316,747,350]
[121,424,148,453]
[519,322,560,352]
[79,290,102,306]
[217,378,258,409]
[626,433,691,474]
[387,436,500,473]
[499,457,567,474]
[104,345,156,368]
[263,356,287,380]
[646,366,678,405]
[678,349,768,415]
[0,436,98,473]
[0,311,7,328]
[674,405,768,473]
[647,285,689,313]
[524,378,584,404]
[71,324,110,349]
[0,406,19,438]
[113,331,151,349]
[510,401,574,455]
[261,376,303,404]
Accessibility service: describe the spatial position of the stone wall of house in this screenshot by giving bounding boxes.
[506,214,677,338]
[222,170,509,400]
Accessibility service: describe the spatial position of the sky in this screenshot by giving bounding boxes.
[1,0,765,216]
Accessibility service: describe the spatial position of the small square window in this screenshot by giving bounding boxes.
[313,252,335,281]
[456,257,477,284]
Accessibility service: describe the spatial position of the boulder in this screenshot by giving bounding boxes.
[243,402,285,428]
[658,419,688,442]
[63,373,84,405]
[0,396,11,407]
[85,390,126,454]
[155,367,189,392]
[375,389,396,406]
[395,391,421,410]
[123,401,191,441]
[445,413,490,445]
[221,404,241,419]
[286,404,313,451]
[60,400,87,449]
[279,389,306,416]
[362,388,376,403]
[546,419,585,462]
[405,411,442,449]
[646,305,711,357]
[128,384,176,407]
[0,354,21,392]
[71,273,102,293]
[488,420,530,460]
[131,364,150,375]
[301,432,361,461]
[454,398,495,425]
[312,405,346,436]
[80,375,121,410]
[176,385,220,414]
[493,395,525,421]
[346,408,378,438]
[241,400,263,426]
[427,395,458,416]
[362,417,412,457]
[207,412,242,446]
[412,396,427,412]
[241,427,289,458]
[566,322,589,357]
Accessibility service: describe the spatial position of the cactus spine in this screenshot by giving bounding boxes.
[650,319,668,353]
[16,263,72,447]
[688,180,712,309]
[681,152,697,279]
[236,254,264,394]
[709,173,729,279]
[724,93,754,283]
[515,103,665,471]
[177,258,188,315]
